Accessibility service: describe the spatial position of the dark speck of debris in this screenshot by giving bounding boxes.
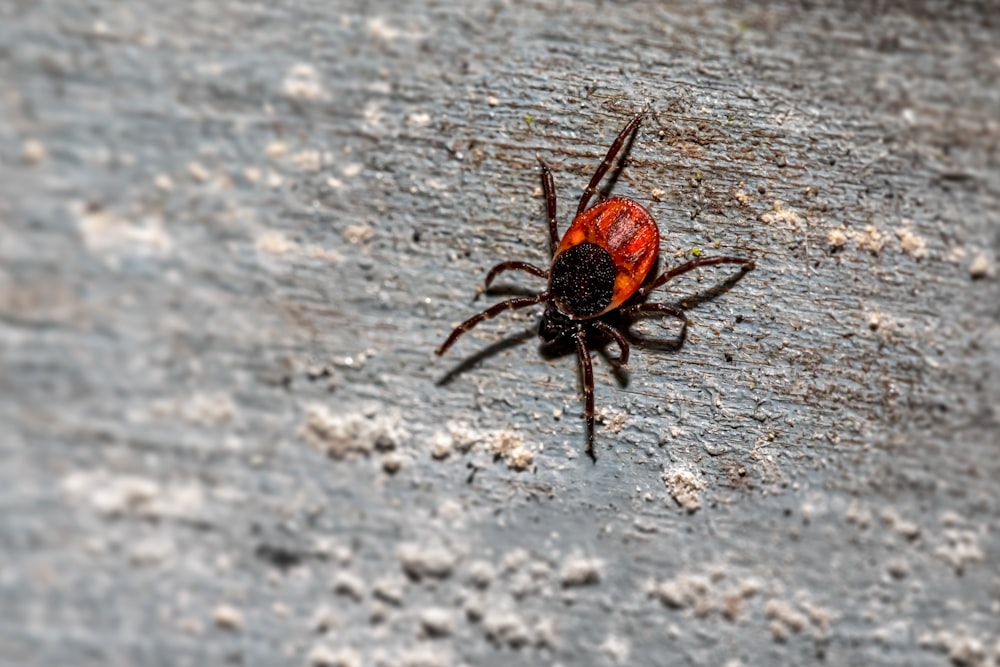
[306,365,332,381]
[255,544,304,571]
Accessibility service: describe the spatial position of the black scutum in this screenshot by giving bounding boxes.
[550,242,616,317]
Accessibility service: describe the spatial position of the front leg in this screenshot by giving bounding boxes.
[576,111,645,216]
[484,261,548,289]
[539,160,559,257]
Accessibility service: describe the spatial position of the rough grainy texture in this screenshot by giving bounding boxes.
[2,1,998,665]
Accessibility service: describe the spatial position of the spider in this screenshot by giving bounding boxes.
[436,111,755,461]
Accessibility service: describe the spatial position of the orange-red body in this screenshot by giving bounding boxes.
[435,110,755,461]
[552,197,659,317]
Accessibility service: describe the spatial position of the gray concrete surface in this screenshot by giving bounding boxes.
[2,1,998,665]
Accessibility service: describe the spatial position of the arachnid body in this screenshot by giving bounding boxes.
[437,111,754,461]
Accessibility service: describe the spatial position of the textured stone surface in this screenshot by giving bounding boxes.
[2,1,998,665]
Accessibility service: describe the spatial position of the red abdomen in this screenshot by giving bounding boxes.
[553,197,660,315]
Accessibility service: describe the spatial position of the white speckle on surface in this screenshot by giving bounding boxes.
[489,430,533,470]
[61,471,205,520]
[343,223,373,244]
[242,166,261,184]
[255,231,342,262]
[662,467,705,512]
[398,543,458,580]
[213,604,243,631]
[502,548,530,573]
[333,571,365,601]
[722,579,761,623]
[650,574,712,616]
[969,251,994,279]
[445,422,480,453]
[867,311,905,342]
[266,170,284,188]
[382,453,402,474]
[846,225,887,254]
[466,560,495,588]
[368,601,391,625]
[559,554,603,587]
[128,535,174,566]
[600,634,630,664]
[436,499,462,522]
[935,529,984,574]
[759,200,802,227]
[845,500,872,528]
[372,577,405,605]
[939,510,966,527]
[342,163,363,178]
[533,616,557,648]
[895,225,928,259]
[255,231,296,256]
[265,141,288,159]
[22,139,47,164]
[366,17,403,41]
[764,599,807,637]
[308,645,360,667]
[463,595,484,622]
[151,392,234,426]
[430,430,452,460]
[886,557,909,579]
[827,227,847,248]
[921,629,988,667]
[398,647,449,667]
[154,173,175,190]
[75,203,172,266]
[796,596,835,634]
[187,161,210,182]
[294,149,323,172]
[300,404,405,460]
[310,605,337,633]
[406,111,431,127]
[483,610,531,648]
[944,244,968,264]
[880,508,921,540]
[282,62,326,101]
[418,608,453,638]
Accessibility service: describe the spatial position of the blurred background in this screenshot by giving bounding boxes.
[2,1,998,665]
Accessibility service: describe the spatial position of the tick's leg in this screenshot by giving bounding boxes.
[577,111,645,217]
[620,302,691,327]
[437,293,548,356]
[539,160,559,256]
[574,329,597,462]
[590,320,630,366]
[641,256,755,297]
[484,261,548,289]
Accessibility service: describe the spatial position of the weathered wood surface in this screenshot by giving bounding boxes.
[2,1,998,665]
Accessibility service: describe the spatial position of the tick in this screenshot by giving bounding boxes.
[436,111,755,461]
